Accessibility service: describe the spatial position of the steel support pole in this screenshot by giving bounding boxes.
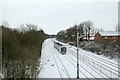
[77,27,79,79]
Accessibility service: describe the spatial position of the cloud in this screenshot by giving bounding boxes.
[1,1,118,34]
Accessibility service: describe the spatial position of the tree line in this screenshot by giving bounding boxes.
[57,20,102,42]
[56,20,119,59]
[1,24,46,78]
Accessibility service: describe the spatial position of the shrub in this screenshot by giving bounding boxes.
[2,24,46,78]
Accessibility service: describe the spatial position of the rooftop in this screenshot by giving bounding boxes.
[98,31,120,36]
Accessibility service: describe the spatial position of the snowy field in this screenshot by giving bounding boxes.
[39,39,119,79]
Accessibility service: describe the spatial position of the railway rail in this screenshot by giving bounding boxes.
[51,39,108,79]
[41,39,119,79]
[49,43,71,79]
[68,47,119,78]
[65,54,107,79]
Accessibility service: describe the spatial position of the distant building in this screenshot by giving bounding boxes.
[94,31,120,41]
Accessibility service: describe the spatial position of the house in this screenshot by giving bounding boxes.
[94,31,120,41]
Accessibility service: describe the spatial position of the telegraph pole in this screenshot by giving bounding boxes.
[77,26,79,78]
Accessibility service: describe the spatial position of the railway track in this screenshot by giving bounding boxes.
[71,47,119,69]
[50,39,119,79]
[55,51,71,79]
[51,39,91,78]
[51,48,63,79]
[79,53,119,77]
[49,42,71,79]
[65,53,104,80]
[51,39,102,79]
[66,52,113,80]
[65,53,107,79]
[68,47,119,78]
[84,51,119,68]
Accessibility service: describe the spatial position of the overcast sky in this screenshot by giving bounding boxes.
[1,0,119,34]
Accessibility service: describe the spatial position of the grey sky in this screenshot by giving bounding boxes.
[1,0,119,34]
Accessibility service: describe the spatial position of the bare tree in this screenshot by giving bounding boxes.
[80,22,88,40]
[78,23,85,40]
[57,20,94,41]
[86,21,94,40]
[26,24,38,31]
[19,24,38,33]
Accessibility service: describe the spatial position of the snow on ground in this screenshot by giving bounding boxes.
[39,38,119,78]
[39,39,61,78]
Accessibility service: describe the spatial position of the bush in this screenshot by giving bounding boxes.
[82,40,119,59]
[2,24,46,78]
